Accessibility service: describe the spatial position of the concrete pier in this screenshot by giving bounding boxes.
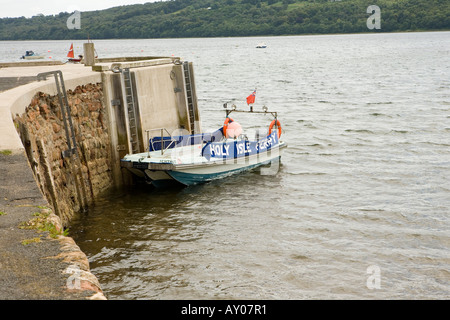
[0,53,200,299]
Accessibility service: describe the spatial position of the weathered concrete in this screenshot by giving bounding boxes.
[99,58,200,185]
[134,63,189,134]
[93,57,174,72]
[0,151,105,300]
[83,43,96,67]
[0,77,38,92]
[0,61,64,68]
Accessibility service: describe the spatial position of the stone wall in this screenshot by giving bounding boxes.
[14,83,113,226]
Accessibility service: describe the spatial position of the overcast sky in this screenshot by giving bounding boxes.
[0,0,158,18]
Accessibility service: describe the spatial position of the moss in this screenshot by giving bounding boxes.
[0,150,12,155]
[19,210,68,239]
[21,237,42,245]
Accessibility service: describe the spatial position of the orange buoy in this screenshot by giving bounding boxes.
[223,117,234,138]
[268,119,282,138]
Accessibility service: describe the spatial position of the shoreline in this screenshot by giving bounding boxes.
[0,29,449,42]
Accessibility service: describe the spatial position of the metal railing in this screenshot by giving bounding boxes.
[145,128,176,156]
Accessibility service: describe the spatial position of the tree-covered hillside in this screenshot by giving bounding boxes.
[0,0,449,40]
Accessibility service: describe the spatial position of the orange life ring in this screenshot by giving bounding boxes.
[268,119,282,138]
[223,117,234,138]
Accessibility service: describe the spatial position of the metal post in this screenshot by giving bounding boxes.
[37,70,88,212]
[160,128,164,155]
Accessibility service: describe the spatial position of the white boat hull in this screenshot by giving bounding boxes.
[121,133,286,187]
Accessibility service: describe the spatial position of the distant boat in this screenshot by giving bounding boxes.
[67,43,83,63]
[20,50,44,60]
[256,43,267,48]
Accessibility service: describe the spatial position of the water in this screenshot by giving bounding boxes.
[3,32,449,299]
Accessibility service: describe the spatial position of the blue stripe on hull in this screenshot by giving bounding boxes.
[167,158,279,186]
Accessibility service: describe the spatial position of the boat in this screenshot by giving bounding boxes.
[121,105,287,187]
[67,43,81,62]
[20,50,44,60]
[67,43,83,63]
[256,43,267,48]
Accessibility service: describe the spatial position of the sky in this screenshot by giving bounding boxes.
[0,0,158,18]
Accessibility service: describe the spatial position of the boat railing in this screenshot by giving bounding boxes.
[145,128,225,157]
[145,128,176,156]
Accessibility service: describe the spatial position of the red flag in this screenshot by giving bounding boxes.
[67,43,74,58]
[246,90,256,105]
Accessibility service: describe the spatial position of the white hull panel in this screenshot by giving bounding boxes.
[121,132,286,187]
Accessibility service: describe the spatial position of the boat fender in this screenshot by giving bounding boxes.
[222,117,234,138]
[268,119,282,138]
